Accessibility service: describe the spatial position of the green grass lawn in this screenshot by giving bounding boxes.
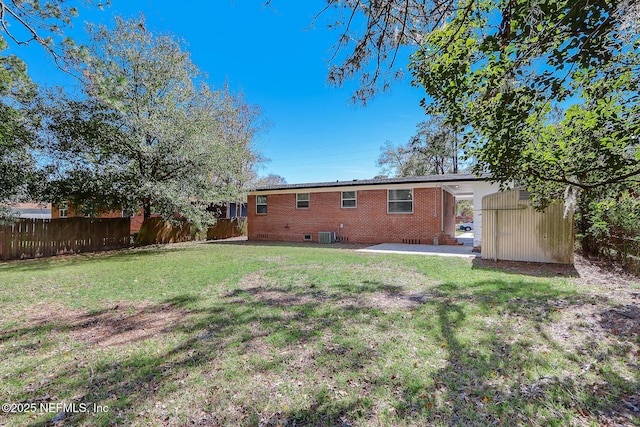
[0,241,638,426]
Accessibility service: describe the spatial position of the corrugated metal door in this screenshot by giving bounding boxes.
[482,190,574,264]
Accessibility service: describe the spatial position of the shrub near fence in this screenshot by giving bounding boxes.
[0,218,131,261]
[604,232,640,273]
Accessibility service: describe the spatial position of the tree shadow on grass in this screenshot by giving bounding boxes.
[599,304,640,339]
[395,281,639,426]
[5,291,380,426]
[4,275,638,426]
[0,295,200,348]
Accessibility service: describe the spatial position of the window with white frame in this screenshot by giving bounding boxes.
[59,202,68,218]
[296,193,310,209]
[341,191,357,208]
[388,189,413,213]
[256,195,268,214]
[122,209,135,218]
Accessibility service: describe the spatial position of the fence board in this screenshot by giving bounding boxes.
[135,218,196,245]
[207,218,247,240]
[0,218,131,261]
[134,217,248,246]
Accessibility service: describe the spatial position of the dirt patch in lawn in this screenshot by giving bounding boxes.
[473,253,639,343]
[22,301,187,347]
[334,291,434,310]
[472,257,580,277]
[499,252,638,329]
[473,253,638,287]
[571,254,640,342]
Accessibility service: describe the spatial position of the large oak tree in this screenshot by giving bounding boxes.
[44,16,263,228]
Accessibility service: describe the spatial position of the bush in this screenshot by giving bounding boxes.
[576,189,640,273]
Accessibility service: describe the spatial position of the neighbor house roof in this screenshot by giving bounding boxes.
[250,173,489,193]
[9,203,52,219]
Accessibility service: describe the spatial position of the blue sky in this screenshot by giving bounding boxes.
[10,1,429,184]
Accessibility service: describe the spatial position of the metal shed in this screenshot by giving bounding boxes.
[481,190,574,264]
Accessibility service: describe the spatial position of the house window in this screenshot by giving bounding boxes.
[122,209,135,218]
[256,195,268,214]
[59,202,68,218]
[388,189,413,213]
[341,191,357,208]
[296,193,309,209]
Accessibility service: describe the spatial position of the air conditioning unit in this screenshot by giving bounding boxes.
[318,231,336,244]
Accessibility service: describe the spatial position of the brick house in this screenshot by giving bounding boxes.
[247,174,492,245]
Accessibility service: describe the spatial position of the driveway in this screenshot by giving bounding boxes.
[456,231,474,247]
[357,242,477,258]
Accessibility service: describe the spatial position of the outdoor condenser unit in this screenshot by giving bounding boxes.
[318,231,336,244]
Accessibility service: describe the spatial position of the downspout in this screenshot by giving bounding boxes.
[440,187,444,233]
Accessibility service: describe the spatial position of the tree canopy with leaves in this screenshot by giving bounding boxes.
[43,16,264,227]
[310,0,639,204]
[0,39,38,222]
[0,0,109,222]
[0,0,108,65]
[410,0,639,207]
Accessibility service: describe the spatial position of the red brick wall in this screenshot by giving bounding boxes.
[51,203,71,220]
[248,188,457,244]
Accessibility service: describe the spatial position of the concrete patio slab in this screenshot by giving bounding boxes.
[357,243,478,258]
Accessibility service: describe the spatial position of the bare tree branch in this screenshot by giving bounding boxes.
[0,1,108,72]
[308,0,463,103]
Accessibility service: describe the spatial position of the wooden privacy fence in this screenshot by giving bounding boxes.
[207,218,247,240]
[136,217,247,245]
[135,218,197,245]
[0,218,131,261]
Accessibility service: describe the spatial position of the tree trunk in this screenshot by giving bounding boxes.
[143,198,151,219]
[577,193,598,256]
